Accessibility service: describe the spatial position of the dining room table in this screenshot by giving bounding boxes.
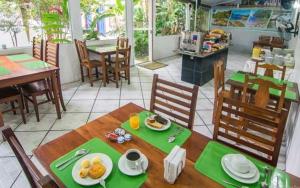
[0,53,62,124]
[87,44,117,61]
[33,103,300,188]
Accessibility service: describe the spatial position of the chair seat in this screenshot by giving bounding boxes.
[21,80,48,95]
[0,87,20,99]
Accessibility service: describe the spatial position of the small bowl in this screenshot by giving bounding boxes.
[230,154,250,174]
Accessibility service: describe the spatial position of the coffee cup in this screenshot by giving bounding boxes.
[231,154,250,174]
[125,149,143,170]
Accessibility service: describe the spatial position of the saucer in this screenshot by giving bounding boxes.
[118,153,148,176]
[221,156,259,184]
[223,154,258,179]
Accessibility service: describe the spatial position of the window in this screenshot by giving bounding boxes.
[80,0,125,40]
[0,0,70,49]
[156,0,185,36]
[191,7,210,32]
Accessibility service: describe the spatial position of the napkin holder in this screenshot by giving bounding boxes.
[163,145,186,184]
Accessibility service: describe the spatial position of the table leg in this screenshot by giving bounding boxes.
[51,72,61,119]
[101,54,107,87]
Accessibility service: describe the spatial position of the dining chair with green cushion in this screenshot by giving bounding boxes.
[1,125,59,188]
[150,74,199,130]
[0,87,26,124]
[107,46,131,88]
[254,62,286,80]
[74,39,107,87]
[32,37,44,60]
[213,90,288,166]
[22,41,66,122]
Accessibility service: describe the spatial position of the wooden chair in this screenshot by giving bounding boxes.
[117,37,129,48]
[32,37,44,60]
[0,87,26,124]
[212,60,225,125]
[242,74,287,112]
[254,62,286,80]
[1,126,59,188]
[74,39,107,87]
[150,74,199,130]
[213,91,288,166]
[22,41,66,122]
[107,46,131,88]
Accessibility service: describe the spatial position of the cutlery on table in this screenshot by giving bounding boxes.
[222,180,249,188]
[99,178,106,188]
[58,149,90,171]
[168,127,184,143]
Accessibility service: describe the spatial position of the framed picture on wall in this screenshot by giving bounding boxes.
[247,9,272,28]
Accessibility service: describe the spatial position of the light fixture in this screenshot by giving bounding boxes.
[294,1,300,9]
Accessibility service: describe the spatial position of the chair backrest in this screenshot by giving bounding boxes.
[150,74,199,129]
[115,46,131,67]
[1,126,59,188]
[214,59,225,99]
[33,37,44,60]
[254,62,286,80]
[242,74,286,113]
[117,37,129,48]
[213,91,288,166]
[45,41,59,67]
[74,39,90,65]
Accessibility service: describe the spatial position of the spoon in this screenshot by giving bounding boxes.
[99,178,106,188]
[55,149,88,168]
[168,127,184,143]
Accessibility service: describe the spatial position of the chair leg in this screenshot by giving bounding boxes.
[57,79,66,111]
[95,67,99,79]
[24,97,29,113]
[10,101,16,115]
[46,78,54,104]
[88,68,93,87]
[115,71,119,88]
[32,95,40,122]
[127,67,130,85]
[102,65,107,87]
[80,65,84,82]
[17,97,26,124]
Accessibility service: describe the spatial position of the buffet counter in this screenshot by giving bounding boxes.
[176,47,229,86]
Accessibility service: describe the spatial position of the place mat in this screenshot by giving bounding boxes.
[7,54,34,61]
[50,138,147,188]
[121,111,192,154]
[194,141,290,188]
[20,61,51,70]
[139,61,168,70]
[230,72,296,100]
[0,66,11,76]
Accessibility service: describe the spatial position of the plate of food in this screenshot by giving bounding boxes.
[72,153,113,186]
[144,114,171,131]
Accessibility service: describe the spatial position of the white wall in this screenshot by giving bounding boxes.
[153,35,180,60]
[286,34,300,177]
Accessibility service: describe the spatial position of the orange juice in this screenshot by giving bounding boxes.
[130,113,140,130]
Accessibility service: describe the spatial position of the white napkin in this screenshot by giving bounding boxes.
[164,145,186,184]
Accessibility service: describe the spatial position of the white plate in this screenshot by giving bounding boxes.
[223,154,258,179]
[72,153,113,186]
[144,116,171,131]
[221,157,259,184]
[118,153,148,176]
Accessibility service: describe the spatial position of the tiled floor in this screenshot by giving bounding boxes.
[0,50,286,187]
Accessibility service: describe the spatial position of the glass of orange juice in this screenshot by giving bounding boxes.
[129,113,140,130]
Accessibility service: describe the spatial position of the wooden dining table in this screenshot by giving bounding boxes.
[0,54,62,123]
[33,103,300,187]
[87,45,117,60]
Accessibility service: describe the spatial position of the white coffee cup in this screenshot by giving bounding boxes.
[125,149,143,170]
[231,154,250,174]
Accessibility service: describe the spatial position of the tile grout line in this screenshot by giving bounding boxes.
[85,81,102,124]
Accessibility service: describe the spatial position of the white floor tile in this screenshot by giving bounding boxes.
[196,98,213,111]
[0,157,22,188]
[66,100,94,113]
[72,89,99,100]
[88,113,106,122]
[51,113,90,130]
[15,114,57,131]
[14,131,47,155]
[92,100,119,112]
[120,100,144,108]
[41,130,71,144]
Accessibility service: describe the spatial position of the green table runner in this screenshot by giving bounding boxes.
[50,138,147,188]
[121,111,192,154]
[0,66,11,76]
[7,54,33,61]
[194,141,290,188]
[230,72,296,100]
[20,61,50,70]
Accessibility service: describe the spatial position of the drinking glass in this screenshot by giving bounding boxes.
[129,113,140,130]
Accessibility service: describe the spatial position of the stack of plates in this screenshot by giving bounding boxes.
[221,154,260,184]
